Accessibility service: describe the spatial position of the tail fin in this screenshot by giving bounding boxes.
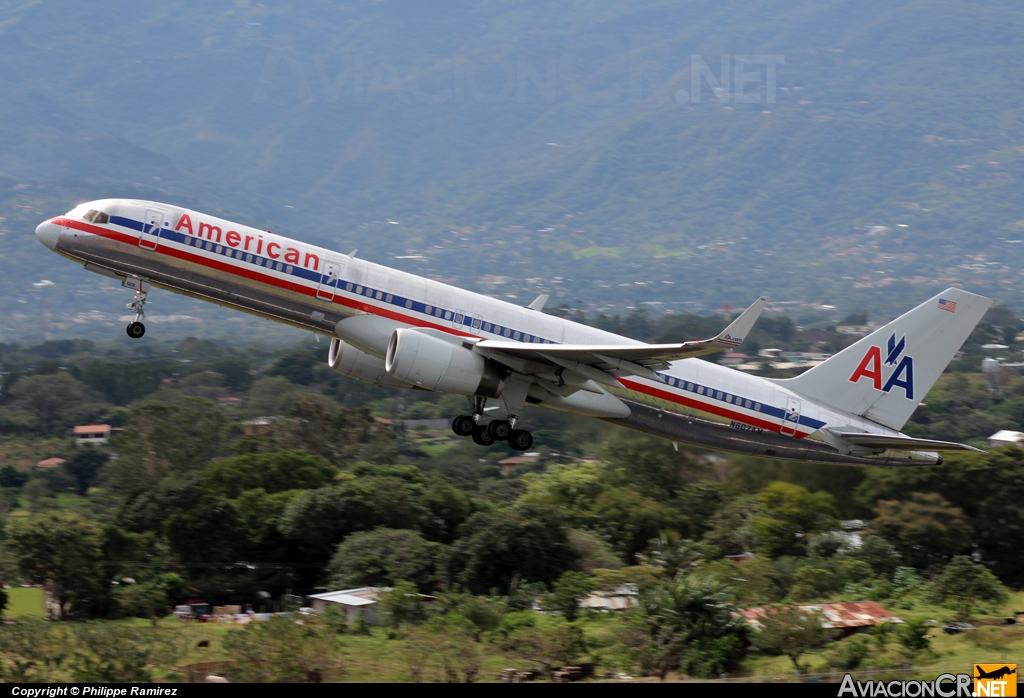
[777,288,992,431]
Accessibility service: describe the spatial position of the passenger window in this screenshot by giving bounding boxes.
[425,305,432,314]
[503,328,511,337]
[445,311,452,320]
[386,294,392,303]
[405,300,413,309]
[513,331,521,340]
[472,318,481,329]
[356,286,363,294]
[435,308,443,317]
[286,265,293,273]
[697,386,704,395]
[455,314,463,323]
[346,283,353,292]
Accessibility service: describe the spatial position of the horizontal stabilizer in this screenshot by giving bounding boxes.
[827,429,982,453]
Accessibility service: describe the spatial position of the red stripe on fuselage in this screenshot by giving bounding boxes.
[618,377,805,438]
[55,217,478,338]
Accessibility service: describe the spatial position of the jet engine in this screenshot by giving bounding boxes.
[385,328,505,397]
[328,337,420,389]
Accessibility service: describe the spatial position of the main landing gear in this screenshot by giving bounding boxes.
[125,286,148,339]
[450,397,534,451]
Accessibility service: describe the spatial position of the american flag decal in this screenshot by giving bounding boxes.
[938,298,957,313]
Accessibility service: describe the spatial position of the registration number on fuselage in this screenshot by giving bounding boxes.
[730,420,763,435]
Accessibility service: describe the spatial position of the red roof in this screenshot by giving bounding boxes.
[73,424,111,435]
[36,458,66,467]
[742,602,901,630]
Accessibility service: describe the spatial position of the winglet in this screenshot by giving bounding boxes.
[528,294,549,311]
[714,296,769,347]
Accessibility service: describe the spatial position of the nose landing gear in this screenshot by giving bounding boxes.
[451,397,534,451]
[125,282,149,339]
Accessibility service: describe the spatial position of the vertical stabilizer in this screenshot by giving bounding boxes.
[777,288,992,431]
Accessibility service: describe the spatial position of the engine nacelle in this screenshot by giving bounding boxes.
[385,329,505,397]
[328,338,421,390]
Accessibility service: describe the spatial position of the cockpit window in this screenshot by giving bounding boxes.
[82,210,109,224]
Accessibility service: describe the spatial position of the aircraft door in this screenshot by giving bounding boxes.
[781,397,801,437]
[317,260,342,300]
[139,209,164,251]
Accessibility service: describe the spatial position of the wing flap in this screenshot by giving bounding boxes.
[476,296,769,366]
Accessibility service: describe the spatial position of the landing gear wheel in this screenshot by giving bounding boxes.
[472,424,496,446]
[508,429,533,451]
[487,420,512,441]
[126,321,146,339]
[451,415,476,437]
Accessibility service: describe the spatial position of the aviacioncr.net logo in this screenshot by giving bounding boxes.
[848,333,915,400]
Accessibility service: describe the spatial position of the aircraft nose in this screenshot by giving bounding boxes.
[35,220,61,251]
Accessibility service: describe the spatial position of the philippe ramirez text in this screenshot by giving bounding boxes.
[11,689,178,697]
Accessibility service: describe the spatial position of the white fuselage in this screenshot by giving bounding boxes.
[35,199,936,466]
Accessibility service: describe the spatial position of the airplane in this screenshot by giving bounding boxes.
[35,199,992,463]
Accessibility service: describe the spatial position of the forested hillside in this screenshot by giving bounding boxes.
[2,1,1024,341]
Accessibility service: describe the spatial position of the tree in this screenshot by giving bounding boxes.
[203,450,334,497]
[62,449,109,495]
[7,512,108,618]
[621,576,748,679]
[378,580,427,626]
[446,506,579,594]
[106,398,226,496]
[546,571,593,622]
[326,528,442,591]
[750,605,830,674]
[754,483,839,558]
[5,373,105,433]
[222,615,344,683]
[897,618,931,654]
[873,493,972,567]
[928,556,1008,620]
[501,617,585,677]
[849,535,903,579]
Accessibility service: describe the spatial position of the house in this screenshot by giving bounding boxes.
[741,602,903,638]
[579,585,638,611]
[498,453,540,476]
[720,352,748,365]
[241,417,276,436]
[724,552,756,564]
[988,430,1024,448]
[35,457,66,468]
[73,424,113,446]
[307,587,384,625]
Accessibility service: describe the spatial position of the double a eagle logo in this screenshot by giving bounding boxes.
[848,333,915,400]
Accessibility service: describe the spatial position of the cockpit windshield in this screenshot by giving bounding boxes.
[65,204,109,224]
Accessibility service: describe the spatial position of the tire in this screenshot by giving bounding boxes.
[508,429,533,451]
[126,322,146,339]
[452,415,476,436]
[472,424,496,446]
[487,420,512,441]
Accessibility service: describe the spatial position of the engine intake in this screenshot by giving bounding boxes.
[328,338,419,389]
[385,329,505,397]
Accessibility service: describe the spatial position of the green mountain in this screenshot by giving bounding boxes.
[2,0,1024,342]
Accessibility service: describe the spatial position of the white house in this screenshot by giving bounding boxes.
[307,587,383,625]
[988,430,1024,448]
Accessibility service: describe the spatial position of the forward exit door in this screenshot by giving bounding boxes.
[139,209,164,251]
[317,260,342,300]
[780,397,801,437]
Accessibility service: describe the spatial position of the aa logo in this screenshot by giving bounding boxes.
[849,333,915,400]
[974,664,1017,697]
